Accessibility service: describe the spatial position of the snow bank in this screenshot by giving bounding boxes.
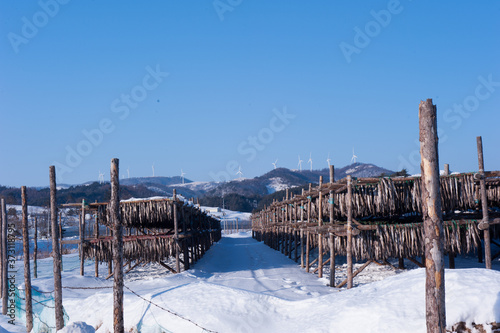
[58,322,95,333]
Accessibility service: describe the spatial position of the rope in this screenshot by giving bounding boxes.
[31,296,55,309]
[123,284,218,333]
[31,285,214,332]
[31,286,54,294]
[32,285,113,294]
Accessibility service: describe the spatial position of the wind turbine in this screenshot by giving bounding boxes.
[308,153,313,172]
[327,153,331,167]
[127,167,130,179]
[98,171,104,184]
[152,163,155,177]
[272,159,278,170]
[236,166,243,179]
[180,169,186,184]
[298,155,303,171]
[351,148,358,164]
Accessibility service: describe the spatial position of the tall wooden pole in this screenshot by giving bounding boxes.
[476,136,491,269]
[307,184,312,223]
[95,207,99,278]
[329,233,335,287]
[1,198,7,315]
[173,189,180,274]
[329,165,335,223]
[419,98,446,332]
[50,166,64,330]
[80,199,85,276]
[329,165,336,287]
[33,217,38,278]
[59,212,63,271]
[300,189,304,222]
[182,199,189,270]
[0,201,2,299]
[346,176,353,289]
[305,231,310,272]
[21,186,33,332]
[110,158,124,333]
[443,164,455,269]
[318,176,323,278]
[300,228,304,268]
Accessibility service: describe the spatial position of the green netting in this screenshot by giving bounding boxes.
[14,286,69,333]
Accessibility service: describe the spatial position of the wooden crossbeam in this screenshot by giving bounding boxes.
[158,261,177,274]
[125,261,142,274]
[336,260,373,288]
[407,257,425,268]
[313,258,331,274]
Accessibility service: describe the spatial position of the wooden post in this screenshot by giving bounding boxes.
[398,257,405,269]
[95,208,99,278]
[182,202,189,270]
[110,158,124,333]
[294,229,298,262]
[419,99,446,332]
[49,166,64,330]
[1,198,7,315]
[80,199,85,276]
[0,208,1,302]
[285,189,289,221]
[21,186,33,332]
[329,165,335,223]
[318,176,323,278]
[288,226,292,259]
[108,255,113,276]
[301,189,304,222]
[477,136,492,269]
[346,176,353,289]
[33,217,38,279]
[329,233,335,287]
[443,165,455,269]
[305,231,310,272]
[173,189,180,274]
[328,165,336,286]
[59,212,63,271]
[307,184,312,223]
[300,228,304,268]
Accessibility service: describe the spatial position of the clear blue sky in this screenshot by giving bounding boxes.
[1,1,499,187]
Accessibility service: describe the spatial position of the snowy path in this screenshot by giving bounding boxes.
[188,233,332,301]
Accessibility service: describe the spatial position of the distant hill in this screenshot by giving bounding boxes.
[0,163,395,212]
[199,163,395,211]
[203,163,394,197]
[121,176,192,187]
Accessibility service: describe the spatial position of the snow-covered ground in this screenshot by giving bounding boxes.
[1,227,500,332]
